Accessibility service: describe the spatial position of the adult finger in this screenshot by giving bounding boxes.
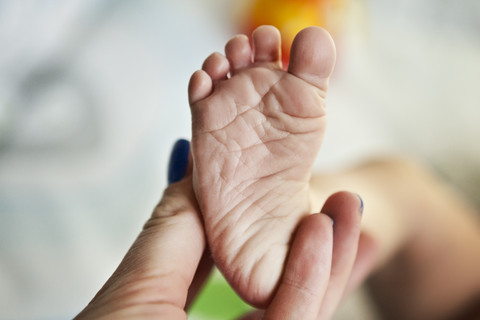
[185,247,214,309]
[262,213,334,320]
[76,139,207,319]
[173,140,214,309]
[316,191,363,319]
[343,232,379,296]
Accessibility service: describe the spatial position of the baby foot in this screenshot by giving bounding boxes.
[188,25,336,306]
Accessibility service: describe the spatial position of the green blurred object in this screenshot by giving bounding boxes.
[189,269,254,320]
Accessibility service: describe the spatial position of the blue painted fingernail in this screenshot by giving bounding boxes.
[168,139,190,185]
[356,194,364,215]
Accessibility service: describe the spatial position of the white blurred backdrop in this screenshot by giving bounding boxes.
[0,0,479,319]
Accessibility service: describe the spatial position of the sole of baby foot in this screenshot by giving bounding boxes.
[189,25,336,306]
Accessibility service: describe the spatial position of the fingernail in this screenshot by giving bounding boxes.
[356,194,364,216]
[168,139,190,185]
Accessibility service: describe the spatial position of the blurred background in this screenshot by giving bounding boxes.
[0,0,479,319]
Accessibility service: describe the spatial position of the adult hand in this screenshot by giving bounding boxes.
[240,192,378,320]
[75,139,378,320]
[75,139,211,319]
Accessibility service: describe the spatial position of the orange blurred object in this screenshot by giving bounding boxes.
[242,0,345,66]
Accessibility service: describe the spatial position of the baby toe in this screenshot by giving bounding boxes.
[202,52,230,82]
[225,34,252,74]
[252,25,282,66]
[188,70,212,104]
[288,26,336,91]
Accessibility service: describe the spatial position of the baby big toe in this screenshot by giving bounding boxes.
[288,26,336,91]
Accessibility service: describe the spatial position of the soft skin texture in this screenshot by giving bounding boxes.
[74,153,373,319]
[75,25,380,319]
[188,25,337,306]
